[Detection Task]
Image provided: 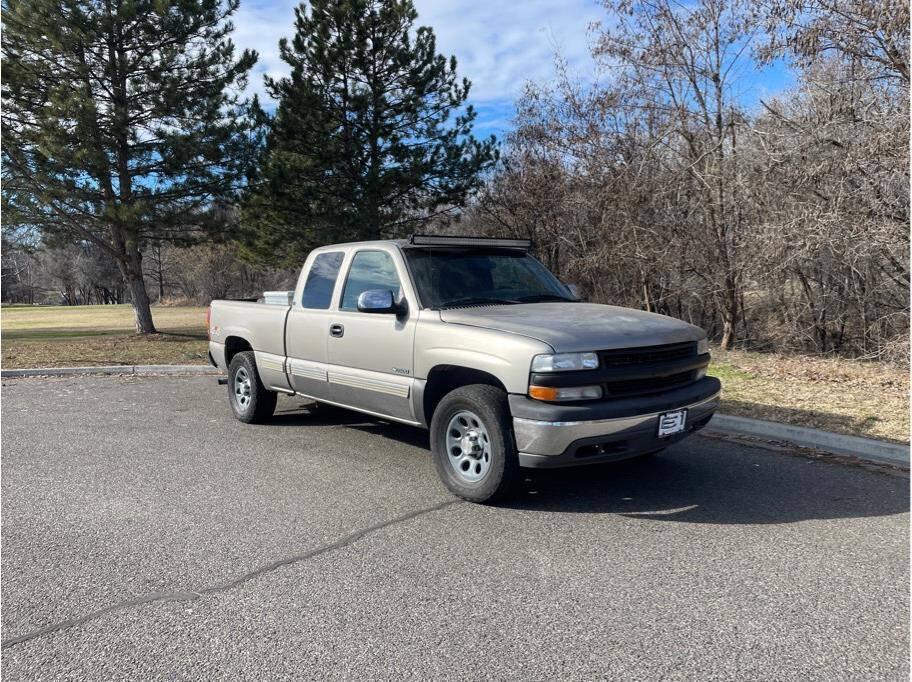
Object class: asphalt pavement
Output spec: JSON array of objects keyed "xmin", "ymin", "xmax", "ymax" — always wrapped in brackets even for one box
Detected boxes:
[{"xmin": 1, "ymin": 375, "xmax": 908, "ymax": 680}]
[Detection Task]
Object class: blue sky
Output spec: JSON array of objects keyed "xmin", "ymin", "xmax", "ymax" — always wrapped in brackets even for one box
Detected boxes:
[{"xmin": 232, "ymin": 0, "xmax": 794, "ymax": 142}]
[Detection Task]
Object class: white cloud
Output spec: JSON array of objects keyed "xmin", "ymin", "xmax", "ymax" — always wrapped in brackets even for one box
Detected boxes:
[
  {"xmin": 416, "ymin": 0, "xmax": 602, "ymax": 102},
  {"xmin": 232, "ymin": 0, "xmax": 299, "ymax": 101},
  {"xmin": 232, "ymin": 0, "xmax": 602, "ymax": 109}
]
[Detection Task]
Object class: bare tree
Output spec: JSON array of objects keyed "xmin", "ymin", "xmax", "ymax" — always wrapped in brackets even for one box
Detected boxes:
[
  {"xmin": 761, "ymin": 0, "xmax": 910, "ymax": 83},
  {"xmin": 468, "ymin": 0, "xmax": 908, "ymax": 362}
]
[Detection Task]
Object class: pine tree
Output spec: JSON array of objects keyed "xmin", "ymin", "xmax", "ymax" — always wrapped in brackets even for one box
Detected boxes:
[
  {"xmin": 243, "ymin": 0, "xmax": 498, "ymax": 265},
  {"xmin": 2, "ymin": 0, "xmax": 257, "ymax": 332}
]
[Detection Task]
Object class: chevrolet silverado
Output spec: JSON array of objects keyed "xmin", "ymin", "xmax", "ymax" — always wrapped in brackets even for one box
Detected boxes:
[{"xmin": 208, "ymin": 235, "xmax": 721, "ymax": 502}]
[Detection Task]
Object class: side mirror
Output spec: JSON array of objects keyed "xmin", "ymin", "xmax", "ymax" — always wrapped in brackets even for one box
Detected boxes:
[
  {"xmin": 565, "ymin": 283, "xmax": 583, "ymax": 301},
  {"xmin": 357, "ymin": 289, "xmax": 405, "ymax": 314}
]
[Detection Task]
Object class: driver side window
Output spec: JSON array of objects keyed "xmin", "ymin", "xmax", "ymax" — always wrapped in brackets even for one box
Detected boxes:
[{"xmin": 340, "ymin": 250, "xmax": 402, "ymax": 311}]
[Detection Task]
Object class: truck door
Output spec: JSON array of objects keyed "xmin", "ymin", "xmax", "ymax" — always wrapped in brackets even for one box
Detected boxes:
[
  {"xmin": 325, "ymin": 247, "xmax": 418, "ymax": 422},
  {"xmin": 285, "ymin": 250, "xmax": 345, "ymax": 399}
]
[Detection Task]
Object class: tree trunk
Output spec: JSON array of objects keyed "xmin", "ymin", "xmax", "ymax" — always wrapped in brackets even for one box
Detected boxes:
[
  {"xmin": 120, "ymin": 247, "xmax": 156, "ymax": 334},
  {"xmin": 127, "ymin": 274, "xmax": 156, "ymax": 333},
  {"xmin": 719, "ymin": 276, "xmax": 738, "ymax": 350},
  {"xmin": 720, "ymin": 316, "xmax": 734, "ymax": 350}
]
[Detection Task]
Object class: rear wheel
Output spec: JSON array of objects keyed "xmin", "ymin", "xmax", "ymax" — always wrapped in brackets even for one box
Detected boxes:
[
  {"xmin": 430, "ymin": 384, "xmax": 519, "ymax": 503},
  {"xmin": 228, "ymin": 351, "xmax": 277, "ymax": 424}
]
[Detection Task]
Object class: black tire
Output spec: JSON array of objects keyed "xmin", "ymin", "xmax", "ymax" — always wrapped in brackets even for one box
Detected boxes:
[
  {"xmin": 227, "ymin": 351, "xmax": 277, "ymax": 424},
  {"xmin": 430, "ymin": 384, "xmax": 519, "ymax": 503}
]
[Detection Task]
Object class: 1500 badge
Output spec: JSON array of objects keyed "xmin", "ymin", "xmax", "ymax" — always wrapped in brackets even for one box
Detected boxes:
[{"xmin": 393, "ymin": 367, "xmax": 410, "ymax": 375}]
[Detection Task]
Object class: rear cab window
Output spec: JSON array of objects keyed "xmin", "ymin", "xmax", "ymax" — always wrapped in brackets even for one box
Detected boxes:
[{"xmin": 301, "ymin": 251, "xmax": 344, "ymax": 309}]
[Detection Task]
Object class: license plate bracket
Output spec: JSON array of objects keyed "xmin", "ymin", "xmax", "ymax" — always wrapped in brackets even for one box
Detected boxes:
[{"xmin": 657, "ymin": 409, "xmax": 687, "ymax": 437}]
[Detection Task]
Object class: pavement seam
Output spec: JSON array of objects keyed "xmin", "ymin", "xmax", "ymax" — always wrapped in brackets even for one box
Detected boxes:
[{"xmin": 0, "ymin": 498, "xmax": 461, "ymax": 651}]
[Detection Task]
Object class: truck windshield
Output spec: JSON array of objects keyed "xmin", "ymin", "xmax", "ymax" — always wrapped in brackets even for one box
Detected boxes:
[{"xmin": 403, "ymin": 248, "xmax": 576, "ymax": 309}]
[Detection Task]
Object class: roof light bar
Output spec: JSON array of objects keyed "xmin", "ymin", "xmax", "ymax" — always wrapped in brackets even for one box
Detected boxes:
[{"xmin": 408, "ymin": 234, "xmax": 532, "ymax": 250}]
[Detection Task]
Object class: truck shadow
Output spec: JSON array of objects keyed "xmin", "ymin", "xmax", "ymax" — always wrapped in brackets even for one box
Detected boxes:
[
  {"xmin": 271, "ymin": 402, "xmax": 431, "ymax": 449},
  {"xmin": 269, "ymin": 402, "xmax": 908, "ymax": 525},
  {"xmin": 503, "ymin": 440, "xmax": 909, "ymax": 524}
]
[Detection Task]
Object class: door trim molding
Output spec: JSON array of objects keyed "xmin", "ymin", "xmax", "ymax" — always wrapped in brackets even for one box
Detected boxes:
[
  {"xmin": 287, "ymin": 358, "xmax": 328, "ymax": 382},
  {"xmin": 326, "ymin": 368, "xmax": 411, "ymax": 398},
  {"xmin": 293, "ymin": 391, "xmax": 423, "ymax": 427}
]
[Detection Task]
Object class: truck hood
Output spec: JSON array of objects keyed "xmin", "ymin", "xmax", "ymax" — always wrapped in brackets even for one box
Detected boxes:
[{"xmin": 439, "ymin": 303, "xmax": 705, "ymax": 352}]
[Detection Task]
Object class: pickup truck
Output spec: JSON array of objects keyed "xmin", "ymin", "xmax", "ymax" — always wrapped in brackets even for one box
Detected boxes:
[{"xmin": 208, "ymin": 235, "xmax": 721, "ymax": 503}]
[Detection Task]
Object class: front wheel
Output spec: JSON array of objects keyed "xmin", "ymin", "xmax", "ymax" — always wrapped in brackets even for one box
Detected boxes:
[
  {"xmin": 227, "ymin": 351, "xmax": 277, "ymax": 424},
  {"xmin": 430, "ymin": 384, "xmax": 519, "ymax": 503}
]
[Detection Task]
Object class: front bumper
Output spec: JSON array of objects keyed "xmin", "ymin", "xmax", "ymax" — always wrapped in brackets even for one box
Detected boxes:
[{"xmin": 511, "ymin": 377, "xmax": 721, "ymax": 468}]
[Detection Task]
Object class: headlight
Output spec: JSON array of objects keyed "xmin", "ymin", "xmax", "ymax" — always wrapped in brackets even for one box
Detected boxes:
[
  {"xmin": 697, "ymin": 337, "xmax": 709, "ymax": 355},
  {"xmin": 529, "ymin": 385, "xmax": 603, "ymax": 401},
  {"xmin": 531, "ymin": 352, "xmax": 599, "ymax": 372}
]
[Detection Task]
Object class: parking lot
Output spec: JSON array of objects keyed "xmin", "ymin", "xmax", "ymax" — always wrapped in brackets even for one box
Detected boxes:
[{"xmin": 1, "ymin": 375, "xmax": 908, "ymax": 679}]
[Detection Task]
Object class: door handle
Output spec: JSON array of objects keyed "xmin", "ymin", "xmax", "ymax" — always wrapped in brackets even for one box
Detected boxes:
[{"xmin": 329, "ymin": 323, "xmax": 344, "ymax": 338}]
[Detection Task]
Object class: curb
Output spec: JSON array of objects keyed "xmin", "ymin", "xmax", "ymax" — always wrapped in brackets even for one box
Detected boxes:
[
  {"xmin": 707, "ymin": 413, "xmax": 909, "ymax": 468},
  {"xmin": 0, "ymin": 365, "xmax": 220, "ymax": 378},
  {"xmin": 2, "ymin": 365, "xmax": 908, "ymax": 468}
]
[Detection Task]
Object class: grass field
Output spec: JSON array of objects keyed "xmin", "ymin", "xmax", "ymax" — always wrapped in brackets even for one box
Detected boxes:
[
  {"xmin": 1, "ymin": 304, "xmax": 208, "ymax": 367},
  {"xmin": 2, "ymin": 304, "xmax": 908, "ymax": 442}
]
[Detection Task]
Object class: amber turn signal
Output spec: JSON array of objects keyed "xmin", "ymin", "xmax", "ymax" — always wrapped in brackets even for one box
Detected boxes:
[
  {"xmin": 528, "ymin": 384, "xmax": 603, "ymax": 401},
  {"xmin": 528, "ymin": 385, "xmax": 560, "ymax": 401}
]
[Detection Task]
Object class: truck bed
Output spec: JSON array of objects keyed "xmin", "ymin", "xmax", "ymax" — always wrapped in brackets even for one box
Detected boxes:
[{"xmin": 208, "ymin": 299, "xmax": 291, "ymax": 361}]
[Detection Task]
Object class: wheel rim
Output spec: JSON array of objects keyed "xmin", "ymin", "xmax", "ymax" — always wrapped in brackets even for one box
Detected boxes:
[
  {"xmin": 445, "ymin": 410, "xmax": 492, "ymax": 483},
  {"xmin": 234, "ymin": 366, "xmax": 251, "ymax": 411}
]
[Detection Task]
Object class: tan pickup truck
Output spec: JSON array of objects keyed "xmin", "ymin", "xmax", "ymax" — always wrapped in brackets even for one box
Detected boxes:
[{"xmin": 208, "ymin": 235, "xmax": 720, "ymax": 502}]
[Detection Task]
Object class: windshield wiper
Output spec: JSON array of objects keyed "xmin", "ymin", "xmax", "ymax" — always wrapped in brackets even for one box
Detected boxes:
[
  {"xmin": 516, "ymin": 293, "xmax": 579, "ymax": 303},
  {"xmin": 438, "ymin": 297, "xmax": 521, "ymax": 309}
]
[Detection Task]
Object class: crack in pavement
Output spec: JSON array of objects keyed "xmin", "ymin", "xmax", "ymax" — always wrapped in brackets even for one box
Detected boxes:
[{"xmin": 1, "ymin": 498, "xmax": 461, "ymax": 651}]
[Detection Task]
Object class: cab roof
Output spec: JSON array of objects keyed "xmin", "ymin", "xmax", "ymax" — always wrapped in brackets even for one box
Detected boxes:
[{"xmin": 310, "ymin": 235, "xmax": 532, "ymax": 252}]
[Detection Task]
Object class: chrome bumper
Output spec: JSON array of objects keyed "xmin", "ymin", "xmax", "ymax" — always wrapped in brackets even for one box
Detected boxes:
[{"xmin": 513, "ymin": 392, "xmax": 720, "ymax": 467}]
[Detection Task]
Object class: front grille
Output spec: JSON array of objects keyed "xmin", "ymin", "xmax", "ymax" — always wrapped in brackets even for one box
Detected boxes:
[
  {"xmin": 599, "ymin": 341, "xmax": 697, "ymax": 367},
  {"xmin": 603, "ymin": 370, "xmax": 695, "ymax": 397}
]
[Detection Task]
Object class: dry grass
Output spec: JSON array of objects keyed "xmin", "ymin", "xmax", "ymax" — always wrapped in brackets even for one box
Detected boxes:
[
  {"xmin": 1, "ymin": 304, "xmax": 208, "ymax": 368},
  {"xmin": 2, "ymin": 305, "xmax": 908, "ymax": 442},
  {"xmin": 1, "ymin": 334, "xmax": 209, "ymax": 367},
  {"xmin": 1, "ymin": 303, "xmax": 206, "ymax": 337},
  {"xmin": 709, "ymin": 347, "xmax": 909, "ymax": 444}
]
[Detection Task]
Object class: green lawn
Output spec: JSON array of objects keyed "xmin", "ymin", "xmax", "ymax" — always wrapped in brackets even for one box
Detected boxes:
[{"xmin": 1, "ymin": 304, "xmax": 907, "ymax": 442}]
